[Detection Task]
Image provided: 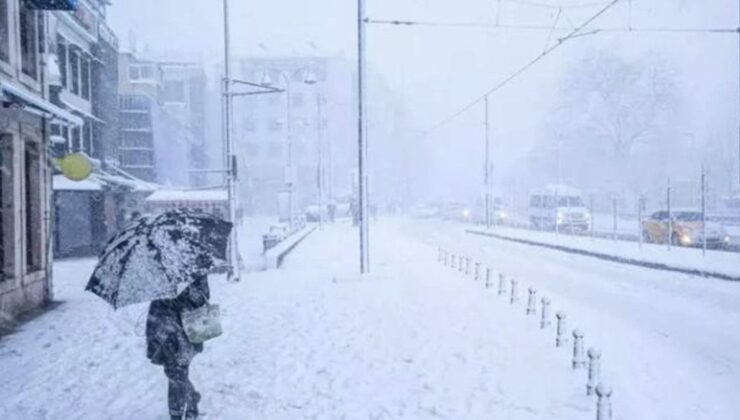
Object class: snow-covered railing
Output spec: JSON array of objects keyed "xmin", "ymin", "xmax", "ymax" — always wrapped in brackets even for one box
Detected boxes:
[
  {"xmin": 437, "ymin": 247, "xmax": 615, "ymax": 420},
  {"xmin": 263, "ymin": 224, "xmax": 317, "ymax": 269}
]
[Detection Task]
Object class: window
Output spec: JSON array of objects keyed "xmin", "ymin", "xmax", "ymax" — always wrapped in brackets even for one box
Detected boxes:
[
  {"xmin": 130, "ymin": 65, "xmax": 154, "ymax": 81},
  {"xmin": 121, "ymin": 132, "xmax": 151, "ymax": 148},
  {"xmin": 19, "ymin": 4, "xmax": 38, "ymax": 79},
  {"xmin": 57, "ymin": 36, "xmax": 67, "ymax": 88},
  {"xmin": 0, "ymin": 135, "xmax": 14, "ymax": 281},
  {"xmin": 0, "ymin": 0, "xmax": 9, "ymax": 63},
  {"xmin": 163, "ymin": 81, "xmax": 185, "ymax": 102},
  {"xmin": 70, "ymin": 48, "xmax": 80, "ymax": 94},
  {"xmin": 83, "ymin": 122, "xmax": 93, "ymax": 155},
  {"xmin": 24, "ymin": 140, "xmax": 42, "ymax": 272},
  {"xmin": 81, "ymin": 56, "xmax": 90, "ymax": 100},
  {"xmin": 71, "ymin": 126, "xmax": 81, "ymax": 152}
]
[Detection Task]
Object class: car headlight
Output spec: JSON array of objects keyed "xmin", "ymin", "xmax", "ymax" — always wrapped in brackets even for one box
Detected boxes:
[
  {"xmin": 462, "ymin": 209, "xmax": 470, "ymax": 218},
  {"xmin": 679, "ymin": 234, "xmax": 693, "ymax": 245},
  {"xmin": 499, "ymin": 211, "xmax": 507, "ymax": 219},
  {"xmin": 724, "ymin": 235, "xmax": 731, "ymax": 244}
]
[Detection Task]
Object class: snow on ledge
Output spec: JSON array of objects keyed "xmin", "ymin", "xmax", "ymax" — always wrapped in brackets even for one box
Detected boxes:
[
  {"xmin": 145, "ymin": 189, "xmax": 228, "ymax": 202},
  {"xmin": 53, "ymin": 175, "xmax": 102, "ymax": 192}
]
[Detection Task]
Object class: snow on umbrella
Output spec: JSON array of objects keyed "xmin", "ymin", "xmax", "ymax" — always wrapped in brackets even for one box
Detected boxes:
[{"xmin": 85, "ymin": 209, "xmax": 233, "ymax": 309}]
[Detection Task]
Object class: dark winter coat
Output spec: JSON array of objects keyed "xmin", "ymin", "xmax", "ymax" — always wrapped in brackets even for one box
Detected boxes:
[{"xmin": 146, "ymin": 274, "xmax": 210, "ymax": 366}]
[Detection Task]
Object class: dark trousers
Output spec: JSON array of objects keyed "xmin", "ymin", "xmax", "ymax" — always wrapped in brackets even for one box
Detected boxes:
[{"xmin": 163, "ymin": 361, "xmax": 197, "ymax": 417}]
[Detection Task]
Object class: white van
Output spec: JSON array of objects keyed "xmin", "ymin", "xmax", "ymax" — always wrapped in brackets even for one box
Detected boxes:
[{"xmin": 528, "ymin": 185, "xmax": 591, "ymax": 231}]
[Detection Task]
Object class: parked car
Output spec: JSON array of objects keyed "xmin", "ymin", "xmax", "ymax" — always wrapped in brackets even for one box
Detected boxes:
[
  {"xmin": 642, "ymin": 210, "xmax": 731, "ymax": 248},
  {"xmin": 528, "ymin": 185, "xmax": 591, "ymax": 231}
]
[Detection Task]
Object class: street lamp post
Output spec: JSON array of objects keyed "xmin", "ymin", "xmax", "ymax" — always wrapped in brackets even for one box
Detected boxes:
[
  {"xmin": 262, "ymin": 67, "xmax": 316, "ymax": 228},
  {"xmin": 357, "ymin": 0, "xmax": 370, "ymax": 273},
  {"xmin": 222, "ymin": 0, "xmax": 240, "ymax": 281}
]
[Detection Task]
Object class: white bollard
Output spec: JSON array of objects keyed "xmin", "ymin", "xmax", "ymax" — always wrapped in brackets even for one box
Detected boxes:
[
  {"xmin": 510, "ymin": 279, "xmax": 519, "ymax": 304},
  {"xmin": 572, "ymin": 329, "xmax": 587, "ymax": 369},
  {"xmin": 526, "ymin": 288, "xmax": 537, "ymax": 315},
  {"xmin": 438, "ymin": 247, "xmax": 443, "ymax": 262},
  {"xmin": 587, "ymin": 347, "xmax": 602, "ymax": 396},
  {"xmin": 498, "ymin": 273, "xmax": 507, "ymax": 295},
  {"xmin": 459, "ymin": 256, "xmax": 465, "ymax": 273},
  {"xmin": 474, "ymin": 262, "xmax": 481, "ymax": 281},
  {"xmin": 595, "ymin": 382, "xmax": 613, "ymax": 420},
  {"xmin": 556, "ymin": 312, "xmax": 568, "ymax": 347},
  {"xmin": 485, "ymin": 268, "xmax": 493, "ymax": 288},
  {"xmin": 464, "ymin": 257, "xmax": 471, "ymax": 276},
  {"xmin": 443, "ymin": 251, "xmax": 449, "ymax": 266},
  {"xmin": 540, "ymin": 297, "xmax": 551, "ymax": 329},
  {"xmin": 451, "ymin": 254, "xmax": 457, "ymax": 269}
]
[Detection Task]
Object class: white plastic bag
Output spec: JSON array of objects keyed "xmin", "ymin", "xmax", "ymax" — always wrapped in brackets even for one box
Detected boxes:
[{"xmin": 182, "ymin": 304, "xmax": 223, "ymax": 344}]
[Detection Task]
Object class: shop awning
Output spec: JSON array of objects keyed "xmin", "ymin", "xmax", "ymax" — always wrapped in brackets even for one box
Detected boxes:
[
  {"xmin": 26, "ymin": 0, "xmax": 78, "ymax": 11},
  {"xmin": 0, "ymin": 80, "xmax": 82, "ymax": 126},
  {"xmin": 53, "ymin": 175, "xmax": 102, "ymax": 192}
]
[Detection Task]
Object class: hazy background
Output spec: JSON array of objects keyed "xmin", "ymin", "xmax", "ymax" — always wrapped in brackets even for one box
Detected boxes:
[{"xmin": 108, "ymin": 0, "xmax": 740, "ymax": 208}]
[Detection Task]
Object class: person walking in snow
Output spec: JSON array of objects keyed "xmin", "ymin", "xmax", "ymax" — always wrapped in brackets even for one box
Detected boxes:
[{"xmin": 146, "ymin": 273, "xmax": 210, "ymax": 420}]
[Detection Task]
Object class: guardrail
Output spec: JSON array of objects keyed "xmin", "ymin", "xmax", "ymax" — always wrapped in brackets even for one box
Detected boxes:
[{"xmin": 263, "ymin": 224, "xmax": 317, "ymax": 269}]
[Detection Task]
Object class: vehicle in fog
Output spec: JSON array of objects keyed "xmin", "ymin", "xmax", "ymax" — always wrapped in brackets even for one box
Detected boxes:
[
  {"xmin": 440, "ymin": 202, "xmax": 472, "ymax": 222},
  {"xmin": 528, "ymin": 185, "xmax": 591, "ymax": 232},
  {"xmin": 642, "ymin": 209, "xmax": 731, "ymax": 248}
]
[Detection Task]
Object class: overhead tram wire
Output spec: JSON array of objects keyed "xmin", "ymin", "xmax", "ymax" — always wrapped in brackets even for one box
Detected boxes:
[
  {"xmin": 366, "ymin": 18, "xmax": 739, "ymax": 35},
  {"xmin": 421, "ymin": 0, "xmax": 622, "ymax": 134}
]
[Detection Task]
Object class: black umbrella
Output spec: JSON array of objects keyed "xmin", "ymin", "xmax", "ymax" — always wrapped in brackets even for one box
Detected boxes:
[{"xmin": 85, "ymin": 209, "xmax": 233, "ymax": 309}]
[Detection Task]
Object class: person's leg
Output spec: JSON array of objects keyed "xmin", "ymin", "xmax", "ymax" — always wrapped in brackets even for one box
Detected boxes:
[
  {"xmin": 164, "ymin": 362, "xmax": 189, "ymax": 418},
  {"xmin": 184, "ymin": 362, "xmax": 200, "ymax": 418}
]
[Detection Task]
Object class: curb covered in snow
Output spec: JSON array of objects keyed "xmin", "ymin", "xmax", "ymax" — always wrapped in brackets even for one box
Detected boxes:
[
  {"xmin": 264, "ymin": 225, "xmax": 318, "ymax": 269},
  {"xmin": 466, "ymin": 229, "xmax": 740, "ymax": 282}
]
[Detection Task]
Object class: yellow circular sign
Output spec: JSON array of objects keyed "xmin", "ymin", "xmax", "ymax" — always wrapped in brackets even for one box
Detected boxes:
[{"xmin": 59, "ymin": 153, "xmax": 93, "ymax": 181}]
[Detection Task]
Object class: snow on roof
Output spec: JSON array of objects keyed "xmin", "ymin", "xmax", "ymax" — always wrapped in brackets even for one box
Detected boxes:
[
  {"xmin": 53, "ymin": 175, "xmax": 102, "ymax": 192},
  {"xmin": 146, "ymin": 189, "xmax": 228, "ymax": 203}
]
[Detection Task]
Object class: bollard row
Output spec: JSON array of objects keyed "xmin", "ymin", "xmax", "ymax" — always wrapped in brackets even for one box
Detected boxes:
[{"xmin": 436, "ymin": 248, "xmax": 613, "ymax": 420}]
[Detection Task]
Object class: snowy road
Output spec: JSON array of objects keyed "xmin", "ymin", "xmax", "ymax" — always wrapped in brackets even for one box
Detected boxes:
[
  {"xmin": 1, "ymin": 221, "xmax": 600, "ymax": 420},
  {"xmin": 402, "ymin": 218, "xmax": 740, "ymax": 420}
]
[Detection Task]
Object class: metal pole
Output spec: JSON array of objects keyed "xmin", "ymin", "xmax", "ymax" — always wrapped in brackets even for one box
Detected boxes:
[
  {"xmin": 590, "ymin": 193, "xmax": 595, "ymax": 240},
  {"xmin": 667, "ymin": 177, "xmax": 672, "ymax": 251},
  {"xmin": 638, "ymin": 195, "xmax": 643, "ymax": 249},
  {"xmin": 612, "ymin": 196, "xmax": 617, "ymax": 242},
  {"xmin": 223, "ymin": 0, "xmax": 239, "ymax": 281},
  {"xmin": 317, "ymin": 94, "xmax": 324, "ymax": 229},
  {"xmin": 702, "ymin": 164, "xmax": 707, "ymax": 256},
  {"xmin": 358, "ymin": 0, "xmax": 370, "ymax": 273},
  {"xmin": 284, "ymin": 74, "xmax": 294, "ymax": 229},
  {"xmin": 484, "ymin": 95, "xmax": 491, "ymax": 229}
]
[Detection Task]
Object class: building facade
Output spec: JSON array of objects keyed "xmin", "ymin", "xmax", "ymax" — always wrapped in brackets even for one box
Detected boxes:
[
  {"xmin": 48, "ymin": 0, "xmax": 126, "ymax": 258},
  {"xmin": 118, "ymin": 53, "xmax": 205, "ymax": 188},
  {"xmin": 235, "ymin": 56, "xmax": 356, "ymax": 216},
  {"xmin": 0, "ymin": 0, "xmax": 83, "ymax": 322}
]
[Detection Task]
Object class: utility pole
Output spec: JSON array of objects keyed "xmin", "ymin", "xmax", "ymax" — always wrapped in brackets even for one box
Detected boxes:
[
  {"xmin": 702, "ymin": 164, "xmax": 707, "ymax": 256},
  {"xmin": 484, "ymin": 95, "xmax": 491, "ymax": 229},
  {"xmin": 357, "ymin": 0, "xmax": 370, "ymax": 273},
  {"xmin": 222, "ymin": 0, "xmax": 239, "ymax": 281},
  {"xmin": 667, "ymin": 177, "xmax": 672, "ymax": 251},
  {"xmin": 317, "ymin": 94, "xmax": 324, "ymax": 229}
]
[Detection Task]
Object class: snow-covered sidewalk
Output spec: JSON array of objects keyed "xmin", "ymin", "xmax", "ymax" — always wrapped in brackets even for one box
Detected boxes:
[
  {"xmin": 0, "ymin": 222, "xmax": 598, "ymax": 419},
  {"xmin": 470, "ymin": 225, "xmax": 740, "ymax": 280}
]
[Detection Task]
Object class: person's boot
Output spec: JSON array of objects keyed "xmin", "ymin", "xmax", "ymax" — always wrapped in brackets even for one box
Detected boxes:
[{"xmin": 185, "ymin": 392, "xmax": 201, "ymax": 419}]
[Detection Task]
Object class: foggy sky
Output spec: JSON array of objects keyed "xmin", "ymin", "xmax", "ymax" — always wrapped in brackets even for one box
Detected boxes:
[{"xmin": 109, "ymin": 0, "xmax": 740, "ymax": 199}]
